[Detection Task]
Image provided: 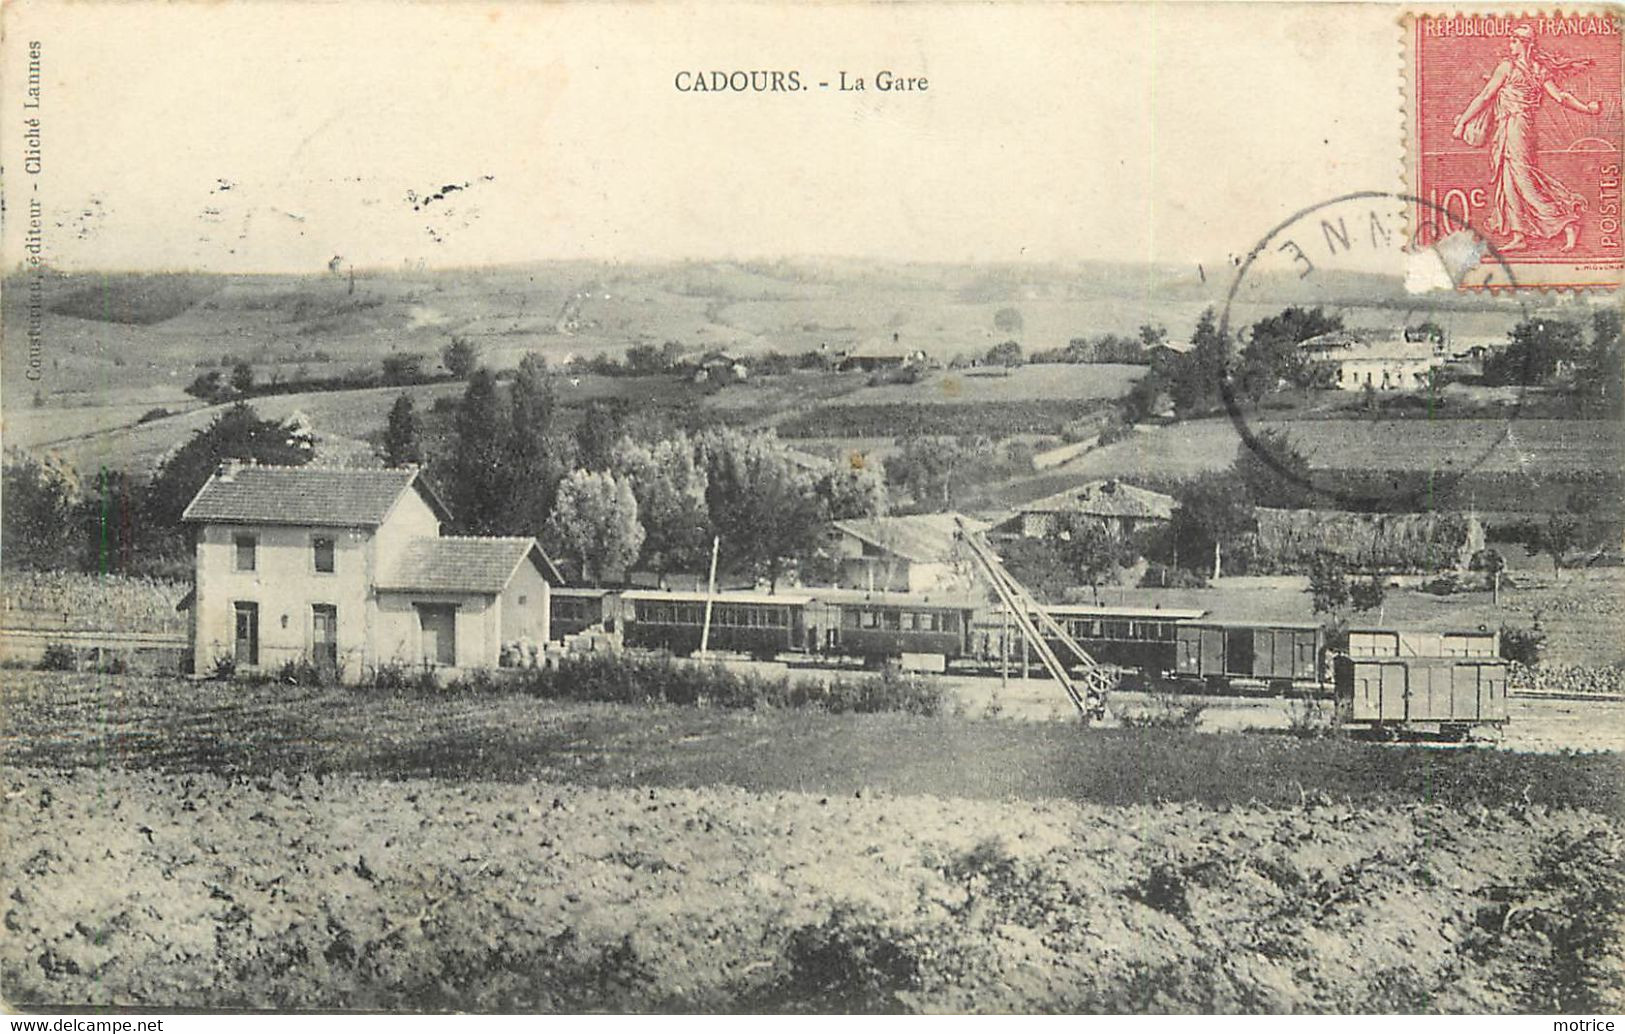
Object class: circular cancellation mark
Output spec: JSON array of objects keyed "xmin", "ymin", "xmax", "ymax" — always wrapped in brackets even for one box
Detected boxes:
[{"xmin": 1217, "ymin": 190, "xmax": 1531, "ymax": 513}]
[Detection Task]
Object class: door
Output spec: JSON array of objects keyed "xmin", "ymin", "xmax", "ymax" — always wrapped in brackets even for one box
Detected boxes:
[
  {"xmin": 233, "ymin": 602, "xmax": 259, "ymax": 666},
  {"xmin": 312, "ymin": 605, "xmax": 338, "ymax": 668},
  {"xmin": 1200, "ymin": 628, "xmax": 1225, "ymax": 676},
  {"xmin": 417, "ymin": 604, "xmax": 457, "ymax": 666}
]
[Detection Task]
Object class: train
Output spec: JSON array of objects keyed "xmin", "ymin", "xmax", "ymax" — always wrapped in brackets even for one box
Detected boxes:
[{"xmin": 549, "ymin": 585, "xmax": 1507, "ymax": 715}]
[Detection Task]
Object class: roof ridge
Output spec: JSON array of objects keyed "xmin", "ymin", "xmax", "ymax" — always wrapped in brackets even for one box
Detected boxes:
[
  {"xmin": 222, "ymin": 463, "xmax": 413, "ymax": 475},
  {"xmin": 431, "ymin": 534, "xmax": 537, "ymax": 543}
]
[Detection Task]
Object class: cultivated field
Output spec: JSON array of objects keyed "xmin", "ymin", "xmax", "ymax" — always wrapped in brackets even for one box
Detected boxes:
[{"xmin": 3, "ymin": 672, "xmax": 1622, "ymax": 1011}]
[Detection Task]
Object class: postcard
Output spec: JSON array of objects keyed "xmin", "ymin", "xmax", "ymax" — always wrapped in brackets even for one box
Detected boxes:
[{"xmin": 1, "ymin": 0, "xmax": 1621, "ymax": 1018}]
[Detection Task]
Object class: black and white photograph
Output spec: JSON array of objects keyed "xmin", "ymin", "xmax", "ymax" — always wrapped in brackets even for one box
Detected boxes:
[{"xmin": 1, "ymin": 0, "xmax": 1621, "ymax": 1018}]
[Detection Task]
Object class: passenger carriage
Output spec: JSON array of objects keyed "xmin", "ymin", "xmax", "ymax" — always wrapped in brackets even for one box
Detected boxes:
[
  {"xmin": 549, "ymin": 587, "xmax": 617, "ymax": 639},
  {"xmin": 806, "ymin": 588, "xmax": 979, "ymax": 670},
  {"xmin": 619, "ymin": 590, "xmax": 813, "ymax": 659}
]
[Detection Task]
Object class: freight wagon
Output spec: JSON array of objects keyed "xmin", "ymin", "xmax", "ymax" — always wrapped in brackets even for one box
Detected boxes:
[
  {"xmin": 1335, "ymin": 654, "xmax": 1509, "ymax": 737},
  {"xmin": 1174, "ymin": 620, "xmax": 1324, "ymax": 691},
  {"xmin": 1347, "ymin": 627, "xmax": 1499, "ymax": 659}
]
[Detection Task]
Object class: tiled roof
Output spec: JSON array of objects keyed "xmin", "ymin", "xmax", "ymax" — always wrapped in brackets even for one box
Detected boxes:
[
  {"xmin": 181, "ymin": 464, "xmax": 450, "ymax": 527},
  {"xmin": 1019, "ymin": 480, "xmax": 1175, "ymax": 520},
  {"xmin": 833, "ymin": 512, "xmax": 988, "ymax": 564},
  {"xmin": 377, "ymin": 536, "xmax": 560, "ymax": 594}
]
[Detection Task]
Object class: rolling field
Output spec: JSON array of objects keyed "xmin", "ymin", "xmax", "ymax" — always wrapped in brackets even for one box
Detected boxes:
[{"xmin": 3, "ymin": 671, "xmax": 1622, "ymax": 1011}]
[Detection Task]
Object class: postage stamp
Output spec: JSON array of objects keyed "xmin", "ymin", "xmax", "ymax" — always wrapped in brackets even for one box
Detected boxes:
[{"xmin": 1406, "ymin": 11, "xmax": 1624, "ymax": 289}]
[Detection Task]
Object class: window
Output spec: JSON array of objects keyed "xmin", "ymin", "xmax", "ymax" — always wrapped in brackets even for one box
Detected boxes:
[
  {"xmin": 312, "ymin": 536, "xmax": 335, "ymax": 574},
  {"xmin": 234, "ymin": 534, "xmax": 257, "ymax": 572}
]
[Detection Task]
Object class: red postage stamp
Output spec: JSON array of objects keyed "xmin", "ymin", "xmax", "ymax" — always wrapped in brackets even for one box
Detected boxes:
[{"xmin": 1407, "ymin": 11, "xmax": 1623, "ymax": 289}]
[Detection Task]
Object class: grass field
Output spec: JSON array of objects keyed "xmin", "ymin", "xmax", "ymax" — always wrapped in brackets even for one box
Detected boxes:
[{"xmin": 5, "ymin": 673, "xmax": 1620, "ymax": 811}]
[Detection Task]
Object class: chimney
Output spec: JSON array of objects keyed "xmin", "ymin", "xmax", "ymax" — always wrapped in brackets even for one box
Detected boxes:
[{"xmin": 216, "ymin": 459, "xmax": 243, "ymax": 482}]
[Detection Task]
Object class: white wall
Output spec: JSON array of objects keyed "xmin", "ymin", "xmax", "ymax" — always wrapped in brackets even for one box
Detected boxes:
[
  {"xmin": 500, "ymin": 559, "xmax": 551, "ymax": 645},
  {"xmin": 193, "ymin": 523, "xmax": 373, "ymax": 675},
  {"xmin": 375, "ymin": 590, "xmax": 498, "ymax": 670}
]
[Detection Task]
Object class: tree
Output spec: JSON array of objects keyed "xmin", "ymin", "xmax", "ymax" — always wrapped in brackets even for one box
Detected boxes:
[
  {"xmin": 695, "ymin": 429, "xmax": 826, "ymax": 590},
  {"xmin": 545, "ymin": 470, "xmax": 645, "ymax": 586},
  {"xmin": 1527, "ymin": 510, "xmax": 1580, "ymax": 579},
  {"xmin": 443, "ymin": 335, "xmax": 480, "ymax": 379},
  {"xmin": 1484, "ymin": 317, "xmax": 1585, "ymax": 386},
  {"xmin": 1168, "ymin": 308, "xmax": 1228, "ymax": 417},
  {"xmin": 815, "ymin": 459, "xmax": 889, "ymax": 521},
  {"xmin": 507, "ymin": 354, "xmax": 571, "ymax": 537},
  {"xmin": 1165, "ymin": 474, "xmax": 1255, "ymax": 579},
  {"xmin": 230, "ymin": 361, "xmax": 255, "ymax": 394},
  {"xmin": 1576, "ymin": 309, "xmax": 1624, "ymax": 417},
  {"xmin": 887, "ymin": 436, "xmax": 963, "ymax": 510},
  {"xmin": 985, "ymin": 340, "xmax": 1024, "ymax": 367},
  {"xmin": 185, "ymin": 370, "xmax": 225, "ymax": 402},
  {"xmin": 381, "ymin": 352, "xmax": 425, "ymax": 385},
  {"xmin": 446, "ymin": 369, "xmax": 511, "ymax": 534},
  {"xmin": 146, "ymin": 403, "xmax": 313, "ymax": 531},
  {"xmin": 1232, "ymin": 430, "xmax": 1315, "ymax": 510},
  {"xmin": 2, "ymin": 452, "xmax": 81, "ymax": 571},
  {"xmin": 993, "ymin": 307, "xmax": 1024, "ymax": 334},
  {"xmin": 1238, "ymin": 306, "xmax": 1343, "ymax": 402},
  {"xmin": 574, "ymin": 399, "xmax": 627, "ymax": 474},
  {"xmin": 1054, "ymin": 514, "xmax": 1133, "ymax": 602},
  {"xmin": 612, "ymin": 434, "xmax": 711, "ymax": 576},
  {"xmin": 1138, "ymin": 323, "xmax": 1168, "ymax": 350},
  {"xmin": 1307, "ymin": 552, "xmax": 1350, "ymax": 616},
  {"xmin": 1350, "ymin": 573, "xmax": 1387, "ymax": 623},
  {"xmin": 383, "ymin": 394, "xmax": 421, "ymax": 467}
]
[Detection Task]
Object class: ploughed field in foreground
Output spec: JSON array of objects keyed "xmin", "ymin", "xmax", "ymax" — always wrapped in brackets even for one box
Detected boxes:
[{"xmin": 3, "ymin": 673, "xmax": 1622, "ymax": 1012}]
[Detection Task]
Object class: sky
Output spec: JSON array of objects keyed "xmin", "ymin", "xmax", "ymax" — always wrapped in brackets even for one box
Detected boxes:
[{"xmin": 0, "ymin": 2, "xmax": 1407, "ymax": 273}]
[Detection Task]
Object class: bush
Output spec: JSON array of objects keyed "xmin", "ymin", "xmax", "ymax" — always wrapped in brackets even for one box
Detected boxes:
[
  {"xmin": 1284, "ymin": 690, "xmax": 1339, "ymax": 739},
  {"xmin": 763, "ymin": 905, "xmax": 926, "ymax": 1012},
  {"xmin": 210, "ymin": 654, "xmax": 237, "ymax": 680},
  {"xmin": 493, "ymin": 652, "xmax": 945, "ymax": 716},
  {"xmin": 366, "ymin": 660, "xmax": 413, "ymax": 691},
  {"xmin": 137, "ymin": 408, "xmax": 172, "ymax": 424},
  {"xmin": 1121, "ymin": 690, "xmax": 1206, "ymax": 730},
  {"xmin": 1420, "ymin": 573, "xmax": 1460, "ymax": 596},
  {"xmin": 38, "ymin": 643, "xmax": 75, "ymax": 671},
  {"xmin": 276, "ymin": 655, "xmax": 341, "ymax": 687},
  {"xmin": 1500, "ymin": 623, "xmax": 1546, "ymax": 666}
]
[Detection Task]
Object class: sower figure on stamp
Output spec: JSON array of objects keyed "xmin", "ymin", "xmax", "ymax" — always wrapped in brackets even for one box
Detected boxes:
[{"xmin": 1451, "ymin": 24, "xmax": 1603, "ymax": 252}]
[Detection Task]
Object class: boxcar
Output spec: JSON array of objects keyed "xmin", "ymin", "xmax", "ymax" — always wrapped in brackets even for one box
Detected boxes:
[
  {"xmin": 809, "ymin": 589, "xmax": 977, "ymax": 666},
  {"xmin": 1335, "ymin": 655, "xmax": 1508, "ymax": 735},
  {"xmin": 1174, "ymin": 621, "xmax": 1323, "ymax": 689},
  {"xmin": 620, "ymin": 590, "xmax": 812, "ymax": 659},
  {"xmin": 549, "ymin": 587, "xmax": 616, "ymax": 640},
  {"xmin": 1346, "ymin": 627, "xmax": 1499, "ymax": 659}
]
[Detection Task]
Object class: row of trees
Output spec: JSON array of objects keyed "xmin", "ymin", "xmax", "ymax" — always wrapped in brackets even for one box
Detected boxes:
[
  {"xmin": 3, "ymin": 404, "xmax": 318, "ymax": 579},
  {"xmin": 418, "ymin": 360, "xmax": 888, "ymax": 585},
  {"xmin": 1484, "ymin": 309, "xmax": 1623, "ymax": 415}
]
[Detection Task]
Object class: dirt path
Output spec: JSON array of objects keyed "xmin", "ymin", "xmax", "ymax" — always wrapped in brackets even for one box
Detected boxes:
[{"xmin": 942, "ymin": 670, "xmax": 1625, "ymax": 752}]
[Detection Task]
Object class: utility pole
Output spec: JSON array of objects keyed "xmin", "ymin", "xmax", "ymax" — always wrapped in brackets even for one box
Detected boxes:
[{"xmin": 699, "ymin": 536, "xmax": 720, "ymax": 659}]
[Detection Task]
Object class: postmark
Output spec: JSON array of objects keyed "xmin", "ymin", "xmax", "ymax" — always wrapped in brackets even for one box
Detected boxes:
[
  {"xmin": 1220, "ymin": 190, "xmax": 1529, "ymax": 511},
  {"xmin": 1405, "ymin": 11, "xmax": 1624, "ymax": 290}
]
